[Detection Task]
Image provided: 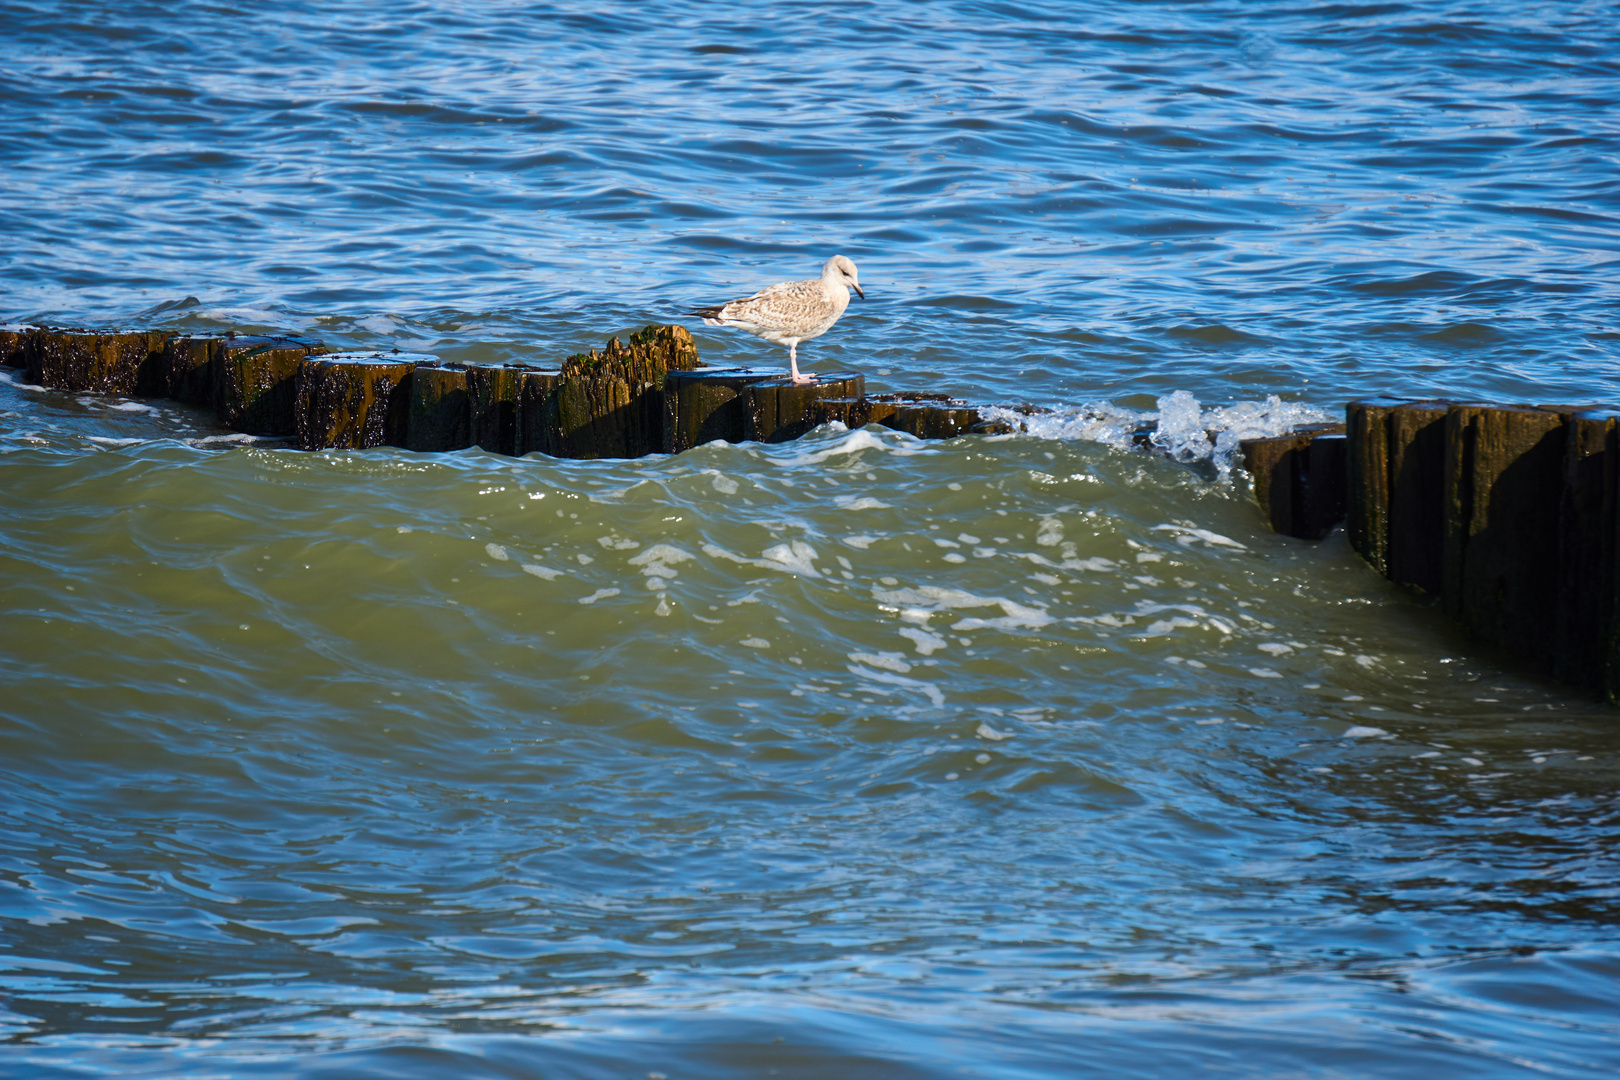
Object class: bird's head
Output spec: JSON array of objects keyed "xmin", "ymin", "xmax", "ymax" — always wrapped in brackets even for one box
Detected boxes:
[{"xmin": 824, "ymin": 254, "xmax": 864, "ymax": 300}]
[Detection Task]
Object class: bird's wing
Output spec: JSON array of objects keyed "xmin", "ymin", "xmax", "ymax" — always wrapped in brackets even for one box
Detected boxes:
[{"xmin": 723, "ymin": 279, "xmax": 834, "ymax": 331}]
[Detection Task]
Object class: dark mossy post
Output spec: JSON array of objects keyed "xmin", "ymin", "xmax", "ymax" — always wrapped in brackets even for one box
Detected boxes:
[
  {"xmin": 162, "ymin": 336, "xmax": 221, "ymax": 406},
  {"xmin": 1, "ymin": 329, "xmax": 26, "ymax": 368},
  {"xmin": 1384, "ymin": 401, "xmax": 1453, "ymax": 594},
  {"xmin": 295, "ymin": 352, "xmax": 427, "ymax": 451},
  {"xmin": 1345, "ymin": 398, "xmax": 1408, "ymax": 574},
  {"xmin": 465, "ymin": 363, "xmax": 533, "ymax": 455},
  {"xmin": 663, "ymin": 368, "xmax": 768, "ymax": 451},
  {"xmin": 215, "ymin": 334, "xmax": 328, "ymax": 435},
  {"xmin": 748, "ymin": 374, "xmax": 864, "ymax": 443},
  {"xmin": 549, "ymin": 324, "xmax": 702, "ymax": 459},
  {"xmin": 405, "ymin": 363, "xmax": 473, "ymax": 452},
  {"xmin": 861, "ymin": 392, "xmax": 991, "ymax": 440},
  {"xmin": 1557, "ymin": 408, "xmax": 1620, "ymax": 695},
  {"xmin": 512, "ymin": 368, "xmax": 563, "ymax": 457},
  {"xmin": 23, "ymin": 328, "xmax": 172, "ymax": 395},
  {"xmin": 1237, "ymin": 423, "xmax": 1348, "ymax": 540},
  {"xmin": 1439, "ymin": 403, "xmax": 1569, "ymax": 674}
]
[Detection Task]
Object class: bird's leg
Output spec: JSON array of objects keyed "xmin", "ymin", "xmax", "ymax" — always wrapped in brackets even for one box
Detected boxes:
[{"xmin": 789, "ymin": 342, "xmax": 814, "ymax": 385}]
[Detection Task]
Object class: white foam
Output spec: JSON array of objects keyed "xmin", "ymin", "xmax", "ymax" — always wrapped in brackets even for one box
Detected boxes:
[
  {"xmin": 485, "ymin": 543, "xmax": 510, "ymax": 562},
  {"xmin": 706, "ymin": 470, "xmax": 740, "ymax": 495},
  {"xmin": 578, "ymin": 588, "xmax": 620, "ymax": 605},
  {"xmin": 849, "ymin": 650, "xmax": 911, "ymax": 673},
  {"xmin": 189, "ymin": 433, "xmax": 261, "ymax": 446},
  {"xmin": 899, "ymin": 626, "xmax": 947, "ymax": 655},
  {"xmin": 87, "ymin": 436, "xmax": 144, "ymax": 447},
  {"xmin": 784, "ymin": 426, "xmax": 929, "ymax": 466},
  {"xmin": 629, "ymin": 544, "xmax": 695, "ymax": 579},
  {"xmin": 1343, "ymin": 725, "xmax": 1388, "ymax": 738},
  {"xmin": 845, "ymin": 663, "xmax": 946, "ymax": 707},
  {"xmin": 521, "ymin": 563, "xmax": 562, "ymax": 580},
  {"xmin": 873, "ymin": 583, "xmax": 1053, "ymax": 631},
  {"xmin": 981, "ymin": 391, "xmax": 1332, "ymax": 477},
  {"xmin": 1153, "ymin": 524, "xmax": 1247, "ymax": 550}
]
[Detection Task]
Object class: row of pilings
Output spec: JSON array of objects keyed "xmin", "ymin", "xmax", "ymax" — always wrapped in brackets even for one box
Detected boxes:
[
  {"xmin": 1240, "ymin": 400, "xmax": 1620, "ymax": 702},
  {"xmin": 0, "ymin": 325, "xmax": 998, "ymax": 456}
]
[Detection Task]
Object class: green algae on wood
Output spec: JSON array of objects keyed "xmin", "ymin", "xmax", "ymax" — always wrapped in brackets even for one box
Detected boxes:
[
  {"xmin": 466, "ymin": 362, "xmax": 533, "ymax": 455},
  {"xmin": 553, "ymin": 325, "xmax": 702, "ymax": 459},
  {"xmin": 405, "ymin": 363, "xmax": 473, "ymax": 453},
  {"xmin": 295, "ymin": 352, "xmax": 426, "ymax": 451},
  {"xmin": 216, "ymin": 334, "xmax": 329, "ymax": 436}
]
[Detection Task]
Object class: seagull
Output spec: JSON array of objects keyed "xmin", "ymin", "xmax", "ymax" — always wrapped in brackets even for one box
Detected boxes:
[{"xmin": 686, "ymin": 255, "xmax": 864, "ymax": 384}]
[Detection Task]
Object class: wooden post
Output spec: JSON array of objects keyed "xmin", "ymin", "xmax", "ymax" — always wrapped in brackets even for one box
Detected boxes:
[
  {"xmin": 1237, "ymin": 423, "xmax": 1347, "ymax": 540},
  {"xmin": 1, "ymin": 329, "xmax": 28, "ymax": 368},
  {"xmin": 554, "ymin": 325, "xmax": 702, "ymax": 458},
  {"xmin": 512, "ymin": 368, "xmax": 564, "ymax": 457},
  {"xmin": 24, "ymin": 328, "xmax": 172, "ymax": 395},
  {"xmin": 1440, "ymin": 403, "xmax": 1568, "ymax": 672},
  {"xmin": 1345, "ymin": 398, "xmax": 1407, "ymax": 575},
  {"xmin": 465, "ymin": 363, "xmax": 530, "ymax": 455},
  {"xmin": 216, "ymin": 334, "xmax": 328, "ymax": 436},
  {"xmin": 862, "ymin": 392, "xmax": 987, "ymax": 439},
  {"xmin": 1384, "ymin": 401, "xmax": 1452, "ymax": 594},
  {"xmin": 405, "ymin": 363, "xmax": 472, "ymax": 452},
  {"xmin": 746, "ymin": 374, "xmax": 865, "ymax": 443},
  {"xmin": 1557, "ymin": 408, "xmax": 1620, "ymax": 695},
  {"xmin": 295, "ymin": 352, "xmax": 424, "ymax": 450},
  {"xmin": 663, "ymin": 368, "xmax": 762, "ymax": 452}
]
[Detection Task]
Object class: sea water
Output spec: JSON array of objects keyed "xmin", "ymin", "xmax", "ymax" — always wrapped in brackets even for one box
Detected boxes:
[{"xmin": 2, "ymin": 2, "xmax": 1618, "ymax": 1076}]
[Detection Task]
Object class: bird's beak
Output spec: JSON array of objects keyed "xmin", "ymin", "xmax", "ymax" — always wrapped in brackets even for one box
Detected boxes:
[{"xmin": 853, "ymin": 283, "xmax": 865, "ymax": 300}]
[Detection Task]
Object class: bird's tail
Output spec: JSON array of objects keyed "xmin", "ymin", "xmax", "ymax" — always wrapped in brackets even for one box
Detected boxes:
[{"xmin": 684, "ymin": 304, "xmax": 725, "ymax": 320}]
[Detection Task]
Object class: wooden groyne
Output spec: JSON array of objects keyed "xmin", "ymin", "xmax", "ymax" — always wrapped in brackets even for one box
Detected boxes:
[
  {"xmin": 0, "ymin": 324, "xmax": 1003, "ymax": 457},
  {"xmin": 1241, "ymin": 400, "xmax": 1620, "ymax": 701}
]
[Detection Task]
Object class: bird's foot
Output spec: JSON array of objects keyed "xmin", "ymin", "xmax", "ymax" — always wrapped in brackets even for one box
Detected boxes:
[{"xmin": 790, "ymin": 373, "xmax": 817, "ymax": 385}]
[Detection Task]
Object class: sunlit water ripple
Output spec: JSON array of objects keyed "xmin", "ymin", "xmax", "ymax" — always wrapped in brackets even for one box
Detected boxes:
[{"xmin": 2, "ymin": 2, "xmax": 1618, "ymax": 1077}]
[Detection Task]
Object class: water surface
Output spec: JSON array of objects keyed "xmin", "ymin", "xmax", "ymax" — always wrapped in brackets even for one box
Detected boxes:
[{"xmin": 3, "ymin": 2, "xmax": 1619, "ymax": 1076}]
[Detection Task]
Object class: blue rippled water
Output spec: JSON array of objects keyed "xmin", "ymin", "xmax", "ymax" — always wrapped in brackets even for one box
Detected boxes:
[{"xmin": 3, "ymin": 2, "xmax": 1619, "ymax": 1077}]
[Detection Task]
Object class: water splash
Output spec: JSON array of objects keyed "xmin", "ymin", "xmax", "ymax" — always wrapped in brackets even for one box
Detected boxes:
[{"xmin": 981, "ymin": 391, "xmax": 1333, "ymax": 477}]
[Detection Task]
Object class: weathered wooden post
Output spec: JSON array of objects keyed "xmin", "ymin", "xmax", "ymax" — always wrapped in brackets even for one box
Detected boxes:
[
  {"xmin": 663, "ymin": 368, "xmax": 766, "ymax": 451},
  {"xmin": 512, "ymin": 368, "xmax": 564, "ymax": 457},
  {"xmin": 405, "ymin": 363, "xmax": 473, "ymax": 452},
  {"xmin": 746, "ymin": 375, "xmax": 865, "ymax": 443},
  {"xmin": 215, "ymin": 334, "xmax": 329, "ymax": 435},
  {"xmin": 23, "ymin": 328, "xmax": 172, "ymax": 395},
  {"xmin": 551, "ymin": 324, "xmax": 702, "ymax": 458},
  {"xmin": 295, "ymin": 352, "xmax": 425, "ymax": 451},
  {"xmin": 1237, "ymin": 423, "xmax": 1347, "ymax": 540},
  {"xmin": 465, "ymin": 363, "xmax": 530, "ymax": 455},
  {"xmin": 1556, "ymin": 408, "xmax": 1620, "ymax": 695},
  {"xmin": 1345, "ymin": 398, "xmax": 1406, "ymax": 574},
  {"xmin": 1383, "ymin": 401, "xmax": 1452, "ymax": 594},
  {"xmin": 1440, "ymin": 403, "xmax": 1568, "ymax": 672},
  {"xmin": 862, "ymin": 392, "xmax": 989, "ymax": 440},
  {"xmin": 0, "ymin": 329, "xmax": 24, "ymax": 368}
]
